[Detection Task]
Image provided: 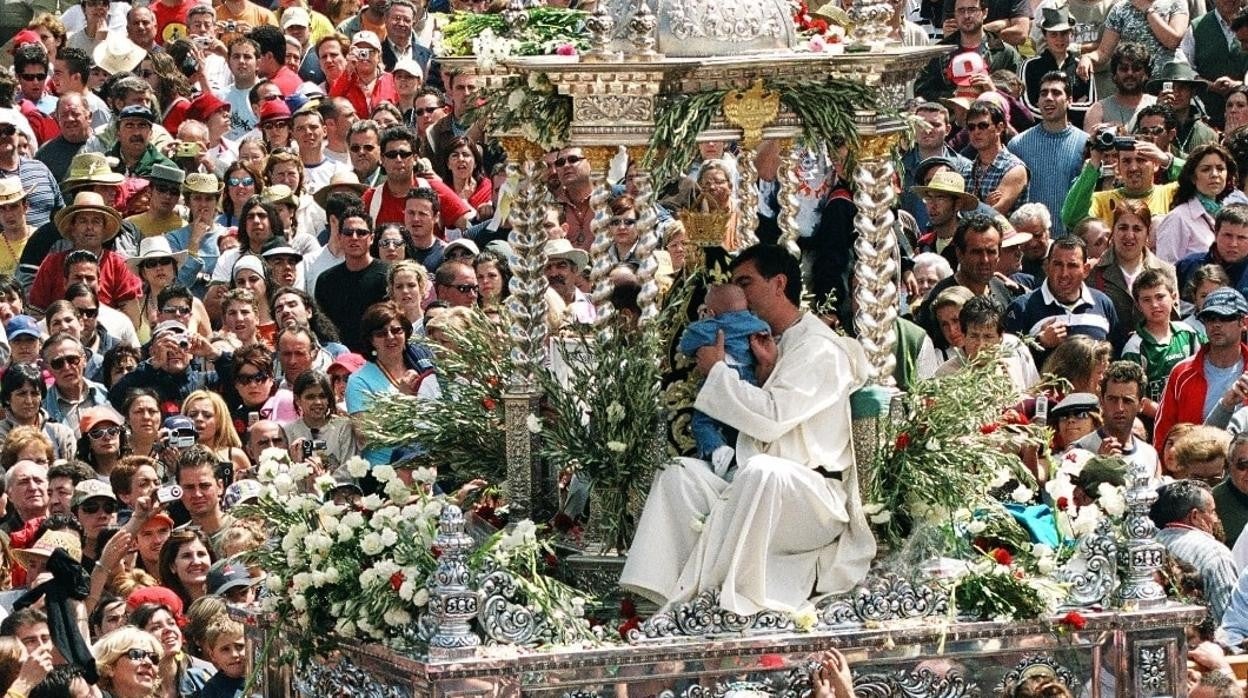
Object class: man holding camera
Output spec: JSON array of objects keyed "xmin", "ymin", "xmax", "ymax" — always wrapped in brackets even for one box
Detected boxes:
[
  {"xmin": 1060, "ymin": 127, "xmax": 1181, "ymax": 230},
  {"xmin": 107, "ymin": 321, "xmax": 219, "ymax": 412}
]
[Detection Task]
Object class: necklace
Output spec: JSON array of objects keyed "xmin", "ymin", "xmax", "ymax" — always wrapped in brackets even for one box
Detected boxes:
[{"xmin": 564, "ymin": 198, "xmax": 592, "ymax": 247}]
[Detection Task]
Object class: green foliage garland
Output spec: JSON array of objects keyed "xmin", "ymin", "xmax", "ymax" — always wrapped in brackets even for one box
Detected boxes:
[
  {"xmin": 439, "ymin": 8, "xmax": 589, "ymax": 57},
  {"xmin": 467, "ymin": 73, "xmax": 572, "ymax": 150}
]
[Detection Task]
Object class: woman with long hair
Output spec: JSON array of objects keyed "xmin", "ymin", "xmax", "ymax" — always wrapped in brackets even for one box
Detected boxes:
[
  {"xmin": 235, "ymin": 138, "xmax": 269, "ymax": 174},
  {"xmin": 138, "ymin": 52, "xmax": 193, "ymax": 134},
  {"xmin": 123, "ymin": 388, "xmax": 163, "ymax": 459},
  {"xmin": 181, "ymin": 391, "xmax": 250, "ymax": 475},
  {"xmin": 76, "ymin": 406, "xmax": 127, "ymax": 477},
  {"xmin": 386, "ymin": 260, "xmax": 431, "ymax": 328},
  {"xmin": 213, "ymin": 197, "xmax": 283, "ymax": 283},
  {"xmin": 129, "ymin": 603, "xmax": 214, "ymax": 698},
  {"xmin": 285, "ymin": 370, "xmax": 357, "ymax": 467},
  {"xmin": 1156, "ymin": 143, "xmax": 1245, "ymax": 263},
  {"xmin": 0, "ymin": 364, "xmax": 76, "ymax": 459},
  {"xmin": 158, "ymin": 529, "xmax": 214, "ymax": 609},
  {"xmin": 346, "ymin": 301, "xmax": 440, "ymax": 465},
  {"xmin": 475, "ymin": 249, "xmax": 511, "ymax": 309},
  {"xmin": 442, "ymin": 137, "xmax": 493, "ymax": 220},
  {"xmin": 1089, "ymin": 199, "xmax": 1176, "ymax": 331},
  {"xmin": 218, "ymin": 161, "xmax": 264, "ymax": 229},
  {"xmin": 370, "ymin": 223, "xmax": 417, "ymax": 262},
  {"xmin": 1042, "ymin": 336, "xmax": 1113, "ymax": 398}
]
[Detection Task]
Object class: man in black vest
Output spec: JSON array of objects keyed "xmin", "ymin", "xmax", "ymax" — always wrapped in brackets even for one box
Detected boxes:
[{"xmin": 1181, "ymin": 0, "xmax": 1248, "ymax": 128}]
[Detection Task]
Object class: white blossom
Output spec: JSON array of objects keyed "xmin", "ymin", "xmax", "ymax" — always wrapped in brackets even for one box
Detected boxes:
[
  {"xmin": 989, "ymin": 468, "xmax": 1013, "ymax": 489},
  {"xmin": 372, "ymin": 465, "xmax": 397, "ymax": 484},
  {"xmin": 335, "ymin": 619, "xmax": 357, "ymax": 636},
  {"xmin": 345, "ymin": 456, "xmax": 370, "ymax": 479},
  {"xmin": 925, "ymin": 438, "xmax": 941, "ymax": 452},
  {"xmin": 606, "ymin": 441, "xmax": 627, "ymax": 453},
  {"xmin": 1044, "ymin": 474, "xmax": 1076, "ymax": 508},
  {"xmin": 791, "ymin": 606, "xmax": 818, "ymax": 632},
  {"xmin": 861, "ymin": 502, "xmax": 884, "ymax": 515},
  {"xmin": 412, "ymin": 467, "xmax": 438, "ymax": 484},
  {"xmin": 1010, "ymin": 483, "xmax": 1034, "ymax": 503},
  {"xmin": 606, "ymin": 402, "xmax": 625, "ymax": 423},
  {"xmin": 289, "ymin": 461, "xmax": 311, "ymax": 481},
  {"xmin": 380, "ymin": 528, "xmax": 398, "ymax": 548},
  {"xmin": 342, "ymin": 511, "xmax": 365, "ymax": 530},
  {"xmin": 1097, "ymin": 483, "xmax": 1127, "ymax": 517},
  {"xmin": 966, "ymin": 519, "xmax": 987, "ymax": 535},
  {"xmin": 413, "ymin": 588, "xmax": 430, "ymax": 606},
  {"xmin": 259, "ymin": 446, "xmax": 290, "ymax": 466},
  {"xmin": 314, "ymin": 475, "xmax": 337, "ymax": 493},
  {"xmin": 1071, "ymin": 504, "xmax": 1102, "ymax": 537},
  {"xmin": 318, "ymin": 501, "xmax": 344, "ymax": 519},
  {"xmin": 384, "ymin": 478, "xmax": 409, "ymax": 502},
  {"xmin": 398, "ymin": 580, "xmax": 416, "ymax": 601},
  {"xmin": 361, "ymin": 494, "xmax": 384, "ymax": 511},
  {"xmin": 525, "ymin": 414, "xmax": 542, "ymax": 434},
  {"xmin": 272, "ymin": 473, "xmax": 295, "ymax": 496},
  {"xmin": 422, "ymin": 499, "xmax": 444, "ymax": 520},
  {"xmin": 869, "ymin": 510, "xmax": 892, "ymax": 525},
  {"xmin": 360, "ymin": 532, "xmax": 385, "ymax": 556},
  {"xmin": 1037, "ymin": 557, "xmax": 1057, "ymax": 575},
  {"xmin": 384, "ymin": 608, "xmax": 412, "ymax": 627}
]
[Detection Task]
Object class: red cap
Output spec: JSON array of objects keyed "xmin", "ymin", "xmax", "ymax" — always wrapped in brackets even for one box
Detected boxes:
[
  {"xmin": 328, "ymin": 352, "xmax": 366, "ymax": 375},
  {"xmin": 10, "ymin": 30, "xmax": 41, "ymax": 56},
  {"xmin": 127, "ymin": 585, "xmax": 186, "ymax": 625},
  {"xmin": 258, "ymin": 99, "xmax": 291, "ymax": 125},
  {"xmin": 186, "ymin": 92, "xmax": 230, "ymax": 122},
  {"xmin": 948, "ymin": 51, "xmax": 988, "ymax": 88}
]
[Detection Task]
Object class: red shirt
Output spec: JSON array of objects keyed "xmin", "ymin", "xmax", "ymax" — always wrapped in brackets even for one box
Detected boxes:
[
  {"xmin": 329, "ymin": 71, "xmax": 398, "ymax": 126},
  {"xmin": 29, "ymin": 249, "xmax": 142, "ymax": 312},
  {"xmin": 364, "ymin": 177, "xmax": 472, "ymax": 230},
  {"xmin": 270, "ymin": 65, "xmax": 304, "ymax": 97},
  {"xmin": 152, "ymin": 0, "xmax": 195, "ymax": 44}
]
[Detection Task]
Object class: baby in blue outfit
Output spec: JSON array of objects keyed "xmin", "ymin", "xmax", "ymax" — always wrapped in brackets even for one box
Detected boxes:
[{"xmin": 678, "ymin": 284, "xmax": 771, "ymax": 477}]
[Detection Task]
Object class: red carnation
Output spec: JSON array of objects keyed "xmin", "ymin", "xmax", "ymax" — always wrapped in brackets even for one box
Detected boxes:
[
  {"xmin": 390, "ymin": 572, "xmax": 404, "ymax": 591},
  {"xmin": 991, "ymin": 548, "xmax": 1013, "ymax": 566},
  {"xmin": 759, "ymin": 654, "xmax": 785, "ymax": 669},
  {"xmin": 895, "ymin": 433, "xmax": 911, "ymax": 450},
  {"xmin": 980, "ymin": 423, "xmax": 999, "ymax": 434},
  {"xmin": 811, "ymin": 18, "xmax": 828, "ymax": 33},
  {"xmin": 1060, "ymin": 611, "xmax": 1087, "ymax": 631},
  {"xmin": 1057, "ymin": 497, "xmax": 1070, "ymax": 510},
  {"xmin": 618, "ymin": 616, "xmax": 641, "ymax": 640},
  {"xmin": 482, "ymin": 397, "xmax": 497, "ymax": 411},
  {"xmin": 431, "ymin": 545, "xmax": 443, "ymax": 559}
]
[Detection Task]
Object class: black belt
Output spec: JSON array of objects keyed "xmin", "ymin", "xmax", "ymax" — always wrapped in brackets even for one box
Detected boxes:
[{"xmin": 813, "ymin": 466, "xmax": 843, "ymax": 481}]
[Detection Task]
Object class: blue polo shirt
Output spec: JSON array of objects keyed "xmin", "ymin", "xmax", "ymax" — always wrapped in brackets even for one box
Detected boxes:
[{"xmin": 1004, "ymin": 281, "xmax": 1119, "ymax": 360}]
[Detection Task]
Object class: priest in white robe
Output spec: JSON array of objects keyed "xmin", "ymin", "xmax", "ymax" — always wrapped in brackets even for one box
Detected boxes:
[{"xmin": 620, "ymin": 244, "xmax": 877, "ymax": 616}]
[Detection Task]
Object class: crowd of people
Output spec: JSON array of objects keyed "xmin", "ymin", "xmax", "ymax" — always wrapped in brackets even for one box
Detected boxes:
[{"xmin": 3, "ymin": 0, "xmax": 1248, "ymax": 693}]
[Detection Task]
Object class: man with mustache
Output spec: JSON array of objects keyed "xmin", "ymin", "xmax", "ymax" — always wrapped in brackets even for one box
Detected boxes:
[
  {"xmin": 1151, "ymin": 479, "xmax": 1237, "ymax": 626},
  {"xmin": 106, "ymin": 105, "xmax": 176, "ymax": 178}
]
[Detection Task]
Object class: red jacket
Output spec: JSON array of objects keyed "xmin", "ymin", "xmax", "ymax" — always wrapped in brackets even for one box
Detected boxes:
[
  {"xmin": 329, "ymin": 71, "xmax": 397, "ymax": 125},
  {"xmin": 1153, "ymin": 342, "xmax": 1248, "ymax": 452}
]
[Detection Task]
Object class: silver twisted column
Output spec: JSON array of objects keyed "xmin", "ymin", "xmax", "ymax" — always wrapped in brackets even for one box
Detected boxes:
[
  {"xmin": 427, "ymin": 505, "xmax": 482, "ymax": 660},
  {"xmin": 774, "ymin": 140, "xmax": 803, "ymax": 258},
  {"xmin": 851, "ymin": 134, "xmax": 901, "ymax": 387},
  {"xmin": 735, "ymin": 147, "xmax": 761, "ymax": 250},
  {"xmin": 587, "ymin": 168, "xmax": 616, "ymax": 329},
  {"xmin": 631, "ymin": 165, "xmax": 661, "ymax": 326},
  {"xmin": 1117, "ymin": 463, "xmax": 1166, "ymax": 608}
]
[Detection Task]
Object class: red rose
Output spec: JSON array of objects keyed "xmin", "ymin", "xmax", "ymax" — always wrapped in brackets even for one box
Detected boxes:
[
  {"xmin": 620, "ymin": 597, "xmax": 637, "ymax": 618},
  {"xmin": 390, "ymin": 572, "xmax": 404, "ymax": 591},
  {"xmin": 1057, "ymin": 497, "xmax": 1070, "ymax": 510},
  {"xmin": 482, "ymin": 397, "xmax": 497, "ymax": 411},
  {"xmin": 431, "ymin": 545, "xmax": 443, "ymax": 559},
  {"xmin": 1060, "ymin": 611, "xmax": 1087, "ymax": 630},
  {"xmin": 991, "ymin": 548, "xmax": 1013, "ymax": 566},
  {"xmin": 895, "ymin": 433, "xmax": 911, "ymax": 450},
  {"xmin": 980, "ymin": 423, "xmax": 999, "ymax": 434},
  {"xmin": 552, "ymin": 513, "xmax": 575, "ymax": 533},
  {"xmin": 811, "ymin": 18, "xmax": 828, "ymax": 33}
]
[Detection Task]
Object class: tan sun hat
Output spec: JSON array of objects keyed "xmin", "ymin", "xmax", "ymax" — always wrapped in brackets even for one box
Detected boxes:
[
  {"xmin": 54, "ymin": 191, "xmax": 123, "ymax": 242},
  {"xmin": 125, "ymin": 236, "xmax": 189, "ymax": 275},
  {"xmin": 93, "ymin": 33, "xmax": 145, "ymax": 77},
  {"xmin": 312, "ymin": 171, "xmax": 367, "ymax": 210},
  {"xmin": 13, "ymin": 529, "xmax": 83, "ymax": 568},
  {"xmin": 183, "ymin": 172, "xmax": 223, "ymax": 195},
  {"xmin": 61, "ymin": 152, "xmax": 125, "ymax": 190},
  {"xmin": 0, "ymin": 177, "xmax": 28, "ymax": 206},
  {"xmin": 911, "ymin": 170, "xmax": 979, "ymax": 211},
  {"xmin": 543, "ymin": 238, "xmax": 589, "ymax": 271},
  {"xmin": 261, "ymin": 184, "xmax": 297, "ymax": 208}
]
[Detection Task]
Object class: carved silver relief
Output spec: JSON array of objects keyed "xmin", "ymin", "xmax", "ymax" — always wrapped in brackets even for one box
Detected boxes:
[
  {"xmin": 633, "ymin": 589, "xmax": 796, "ymax": 639},
  {"xmin": 995, "ymin": 655, "xmax": 1077, "ymax": 695},
  {"xmin": 853, "ymin": 668, "xmax": 980, "ymax": 698},
  {"xmin": 602, "ymin": 0, "xmax": 796, "ymax": 56},
  {"xmin": 1055, "ymin": 518, "xmax": 1119, "ymax": 608},
  {"xmin": 574, "ymin": 95, "xmax": 653, "ymax": 122},
  {"xmin": 817, "ymin": 572, "xmax": 949, "ymax": 626},
  {"xmin": 295, "ymin": 656, "xmax": 407, "ymax": 698},
  {"xmin": 477, "ymin": 565, "xmax": 548, "ymax": 645},
  {"xmin": 1137, "ymin": 644, "xmax": 1170, "ymax": 696}
]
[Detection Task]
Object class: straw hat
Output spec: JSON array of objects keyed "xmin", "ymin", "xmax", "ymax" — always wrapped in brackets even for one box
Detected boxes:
[
  {"xmin": 125, "ymin": 237, "xmax": 189, "ymax": 274},
  {"xmin": 0, "ymin": 177, "xmax": 28, "ymax": 206},
  {"xmin": 54, "ymin": 191, "xmax": 123, "ymax": 241},
  {"xmin": 183, "ymin": 172, "xmax": 223, "ymax": 195},
  {"xmin": 61, "ymin": 153, "xmax": 124, "ymax": 189},
  {"xmin": 261, "ymin": 184, "xmax": 297, "ymax": 207},
  {"xmin": 13, "ymin": 529, "xmax": 83, "ymax": 568},
  {"xmin": 93, "ymin": 34, "xmax": 145, "ymax": 76},
  {"xmin": 543, "ymin": 239, "xmax": 589, "ymax": 271},
  {"xmin": 911, "ymin": 171, "xmax": 979, "ymax": 211},
  {"xmin": 312, "ymin": 171, "xmax": 367, "ymax": 209}
]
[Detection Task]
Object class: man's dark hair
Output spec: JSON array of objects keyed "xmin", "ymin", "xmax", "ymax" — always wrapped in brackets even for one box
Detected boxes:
[
  {"xmin": 966, "ymin": 99, "xmax": 1006, "ymax": 126},
  {"xmin": 1046, "ymin": 235, "xmax": 1087, "ymax": 262},
  {"xmin": 33, "ymin": 513, "xmax": 83, "ymax": 540},
  {"xmin": 414, "ymin": 86, "xmax": 446, "ymax": 106},
  {"xmin": 63, "ymin": 282, "xmax": 97, "ymax": 306},
  {"xmin": 1101, "ymin": 360, "xmax": 1146, "ymax": 398},
  {"xmin": 48, "ymin": 460, "xmax": 94, "ymax": 487},
  {"xmin": 0, "ymin": 608, "xmax": 47, "ymax": 637},
  {"xmin": 347, "ymin": 119, "xmax": 379, "ymax": 139},
  {"xmin": 1131, "ymin": 268, "xmax": 1176, "ymax": 301},
  {"xmin": 405, "ymin": 186, "xmax": 440, "ymax": 215},
  {"xmin": 324, "ymin": 191, "xmax": 364, "ymax": 223},
  {"xmin": 958, "ymin": 295, "xmax": 1003, "ymax": 334},
  {"xmin": 333, "ymin": 204, "xmax": 372, "ymax": 232},
  {"xmin": 13, "ymin": 44, "xmax": 47, "ymax": 76},
  {"xmin": 248, "ymin": 25, "xmax": 287, "ymax": 63},
  {"xmin": 434, "ymin": 260, "xmax": 472, "ymax": 287},
  {"xmin": 176, "ymin": 445, "xmax": 219, "ymax": 482},
  {"xmin": 952, "ymin": 212, "xmax": 1000, "ymax": 253},
  {"xmin": 62, "ymin": 250, "xmax": 99, "ymax": 278},
  {"xmin": 0, "ymin": 274, "xmax": 21, "ymax": 300},
  {"xmin": 30, "ymin": 663, "xmax": 85, "ymax": 698},
  {"xmin": 1039, "ymin": 70, "xmax": 1068, "ymax": 97},
  {"xmin": 730, "ymin": 244, "xmax": 802, "ymax": 306},
  {"xmin": 1109, "ymin": 41, "xmax": 1151, "ymax": 74},
  {"xmin": 227, "ymin": 36, "xmax": 260, "ymax": 58},
  {"xmin": 379, "ymin": 124, "xmax": 416, "ymax": 153},
  {"xmin": 247, "ymin": 78, "xmax": 274, "ymax": 107},
  {"xmin": 1233, "ymin": 7, "xmax": 1248, "ymax": 32},
  {"xmin": 1136, "ymin": 104, "xmax": 1178, "ymax": 132},
  {"xmin": 157, "ymin": 284, "xmax": 193, "ymax": 309},
  {"xmin": 1216, "ymin": 202, "xmax": 1248, "ymax": 231},
  {"xmin": 55, "ymin": 47, "xmax": 90, "ymax": 86},
  {"xmin": 1150, "ymin": 479, "xmax": 1212, "ymax": 528}
]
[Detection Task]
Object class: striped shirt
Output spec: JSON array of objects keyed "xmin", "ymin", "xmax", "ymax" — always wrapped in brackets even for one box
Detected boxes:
[
  {"xmin": 1156, "ymin": 526, "xmax": 1237, "ymax": 625},
  {"xmin": 0, "ymin": 158, "xmax": 63, "ymax": 230},
  {"xmin": 1003, "ymin": 282, "xmax": 1119, "ymax": 361},
  {"xmin": 959, "ymin": 149, "xmax": 1030, "ymax": 214}
]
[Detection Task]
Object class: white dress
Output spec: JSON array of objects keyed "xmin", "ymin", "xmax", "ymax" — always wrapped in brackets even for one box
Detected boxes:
[{"xmin": 620, "ymin": 314, "xmax": 877, "ymax": 615}]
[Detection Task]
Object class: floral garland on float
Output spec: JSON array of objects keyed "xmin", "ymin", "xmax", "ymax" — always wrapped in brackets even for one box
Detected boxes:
[{"xmin": 238, "ymin": 448, "xmax": 600, "ymax": 671}]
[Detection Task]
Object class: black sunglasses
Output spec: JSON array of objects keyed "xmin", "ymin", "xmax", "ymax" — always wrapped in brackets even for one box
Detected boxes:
[
  {"xmin": 79, "ymin": 499, "xmax": 118, "ymax": 515},
  {"xmin": 48, "ymin": 354, "xmax": 82, "ymax": 370},
  {"xmin": 554, "ymin": 155, "xmax": 584, "ymax": 167},
  {"xmin": 87, "ymin": 425, "xmax": 122, "ymax": 440},
  {"xmin": 234, "ymin": 372, "xmax": 271, "ymax": 385}
]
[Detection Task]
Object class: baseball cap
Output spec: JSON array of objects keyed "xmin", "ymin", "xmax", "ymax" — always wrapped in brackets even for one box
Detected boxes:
[
  {"xmin": 1049, "ymin": 392, "xmax": 1100, "ymax": 420},
  {"xmin": 5, "ymin": 315, "xmax": 40, "ymax": 340},
  {"xmin": 72, "ymin": 479, "xmax": 118, "ymax": 509},
  {"xmin": 1198, "ymin": 286, "xmax": 1248, "ymax": 319},
  {"xmin": 152, "ymin": 320, "xmax": 189, "ymax": 341},
  {"xmin": 352, "ymin": 30, "xmax": 382, "ymax": 51},
  {"xmin": 118, "ymin": 104, "xmax": 158, "ymax": 124},
  {"xmin": 80, "ymin": 406, "xmax": 125, "ymax": 435},
  {"xmin": 328, "ymin": 353, "xmax": 366, "ymax": 375},
  {"xmin": 223, "ymin": 479, "xmax": 262, "ymax": 510},
  {"xmin": 281, "ymin": 6, "xmax": 310, "ymax": 28},
  {"xmin": 948, "ymin": 51, "xmax": 988, "ymax": 88},
  {"xmin": 206, "ymin": 561, "xmax": 257, "ymax": 596},
  {"xmin": 443, "ymin": 239, "xmax": 480, "ymax": 258}
]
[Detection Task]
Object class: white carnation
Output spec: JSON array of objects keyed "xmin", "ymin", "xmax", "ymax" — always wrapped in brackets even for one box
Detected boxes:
[
  {"xmin": 259, "ymin": 446, "xmax": 290, "ymax": 466},
  {"xmin": 1037, "ymin": 557, "xmax": 1057, "ymax": 575},
  {"xmin": 989, "ymin": 468, "xmax": 1013, "ymax": 489},
  {"xmin": 1097, "ymin": 483, "xmax": 1127, "ymax": 517},
  {"xmin": 925, "ymin": 438, "xmax": 940, "ymax": 452},
  {"xmin": 606, "ymin": 402, "xmax": 625, "ymax": 423},
  {"xmin": 869, "ymin": 510, "xmax": 892, "ymax": 524},
  {"xmin": 413, "ymin": 588, "xmax": 429, "ymax": 606},
  {"xmin": 289, "ymin": 461, "xmax": 311, "ymax": 481},
  {"xmin": 384, "ymin": 608, "xmax": 412, "ymax": 627},
  {"xmin": 314, "ymin": 475, "xmax": 338, "ymax": 493},
  {"xmin": 398, "ymin": 580, "xmax": 416, "ymax": 601},
  {"xmin": 525, "ymin": 414, "xmax": 542, "ymax": 433},
  {"xmin": 335, "ymin": 619, "xmax": 356, "ymax": 636},
  {"xmin": 372, "ymin": 465, "xmax": 397, "ymax": 483},
  {"xmin": 345, "ymin": 456, "xmax": 370, "ymax": 479},
  {"xmin": 272, "ymin": 473, "xmax": 295, "ymax": 496},
  {"xmin": 412, "ymin": 467, "xmax": 437, "ymax": 484},
  {"xmin": 360, "ymin": 532, "xmax": 385, "ymax": 556},
  {"xmin": 1044, "ymin": 474, "xmax": 1076, "ymax": 507},
  {"xmin": 384, "ymin": 478, "xmax": 409, "ymax": 501},
  {"xmin": 380, "ymin": 528, "xmax": 398, "ymax": 548},
  {"xmin": 966, "ymin": 519, "xmax": 987, "ymax": 535},
  {"xmin": 1010, "ymin": 483, "xmax": 1034, "ymax": 503},
  {"xmin": 342, "ymin": 511, "xmax": 366, "ymax": 530},
  {"xmin": 422, "ymin": 499, "xmax": 444, "ymax": 520},
  {"xmin": 318, "ymin": 502, "xmax": 344, "ymax": 519},
  {"xmin": 1071, "ymin": 504, "xmax": 1102, "ymax": 537},
  {"xmin": 361, "ymin": 494, "xmax": 385, "ymax": 511}
]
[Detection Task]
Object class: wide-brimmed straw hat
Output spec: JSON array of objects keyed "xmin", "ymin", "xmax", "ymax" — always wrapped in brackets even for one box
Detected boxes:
[
  {"xmin": 125, "ymin": 237, "xmax": 189, "ymax": 274},
  {"xmin": 54, "ymin": 191, "xmax": 122, "ymax": 242},
  {"xmin": 911, "ymin": 171, "xmax": 979, "ymax": 211}
]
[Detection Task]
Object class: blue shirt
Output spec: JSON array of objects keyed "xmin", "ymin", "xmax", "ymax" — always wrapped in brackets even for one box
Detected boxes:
[
  {"xmin": 1007, "ymin": 124, "xmax": 1089, "ymax": 237},
  {"xmin": 1004, "ymin": 281, "xmax": 1119, "ymax": 362},
  {"xmin": 346, "ymin": 362, "xmax": 398, "ymax": 467},
  {"xmin": 166, "ymin": 224, "xmax": 225, "ymax": 296}
]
